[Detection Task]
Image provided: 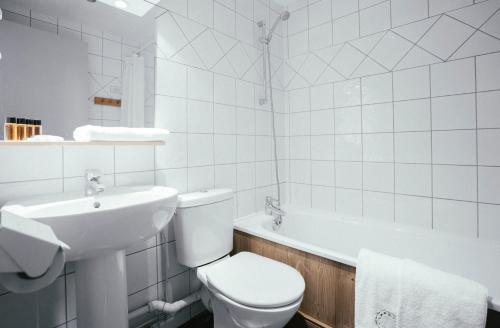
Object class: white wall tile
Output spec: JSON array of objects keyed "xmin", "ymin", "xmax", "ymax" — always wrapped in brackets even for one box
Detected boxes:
[
  {"xmin": 332, "ymin": 0, "xmax": 358, "ymax": 19},
  {"xmin": 363, "ymin": 191, "xmax": 394, "ymax": 222},
  {"xmin": 395, "ymin": 132, "xmax": 431, "ymax": 163},
  {"xmin": 237, "ymin": 162, "xmax": 256, "ymax": 190},
  {"xmin": 394, "ymin": 99, "xmax": 431, "ymax": 132},
  {"xmin": 395, "ymin": 194, "xmax": 432, "ymax": 228},
  {"xmin": 433, "ymin": 165, "xmax": 477, "ymax": 201},
  {"xmin": 362, "ymin": 103, "xmax": 393, "ymax": 133},
  {"xmin": 126, "ymin": 247, "xmax": 157, "ymax": 295},
  {"xmin": 334, "ymin": 78, "xmax": 361, "ymax": 107},
  {"xmin": 478, "ymin": 166, "xmax": 500, "ymax": 204},
  {"xmin": 289, "ymin": 88, "xmax": 310, "ymax": 112},
  {"xmin": 214, "ymin": 2, "xmax": 235, "ymax": 36},
  {"xmin": 290, "ymin": 111, "xmax": 311, "ymax": 135},
  {"xmin": 432, "ymin": 130, "xmax": 476, "ymax": 165},
  {"xmin": 333, "ymin": 13, "xmax": 359, "ymax": 44},
  {"xmin": 0, "ymin": 146, "xmax": 62, "ymax": 183},
  {"xmin": 336, "ymin": 161, "xmax": 362, "ymax": 189},
  {"xmin": 476, "ymin": 52, "xmax": 500, "ymax": 91},
  {"xmin": 155, "ymin": 96, "xmax": 187, "ymax": 132},
  {"xmin": 115, "ymin": 146, "xmax": 155, "ymax": 173},
  {"xmin": 429, "ymin": 0, "xmax": 473, "ymax": 16},
  {"xmin": 433, "ymin": 198, "xmax": 477, "ymax": 238},
  {"xmin": 477, "ymin": 90, "xmax": 500, "ymax": 128},
  {"xmin": 361, "ymin": 73, "xmax": 393, "ymax": 104},
  {"xmin": 156, "ymin": 59, "xmax": 187, "ymax": 97},
  {"xmin": 478, "ymin": 129, "xmax": 500, "ymax": 166},
  {"xmin": 155, "ymin": 134, "xmax": 188, "ymax": 169},
  {"xmin": 363, "ymin": 162, "xmax": 394, "ymax": 192},
  {"xmin": 363, "ymin": 133, "xmax": 394, "ymax": 162},
  {"xmin": 431, "ymin": 94, "xmax": 476, "ymax": 130},
  {"xmin": 311, "ymin": 109, "xmax": 335, "ymax": 135},
  {"xmin": 309, "ymin": 22, "xmax": 333, "ymax": 50},
  {"xmin": 335, "ymin": 107, "xmax": 362, "ymax": 133},
  {"xmin": 395, "ymin": 163, "xmax": 432, "ymax": 196},
  {"xmin": 391, "ymin": 0, "xmax": 428, "ymax": 27},
  {"xmin": 214, "ymin": 104, "xmax": 237, "ymax": 134},
  {"xmin": 359, "ymin": 1, "xmax": 391, "ymax": 36},
  {"xmin": 478, "ymin": 203, "xmax": 500, "ymax": 242},
  {"xmin": 311, "ymin": 135, "xmax": 335, "ymax": 160},
  {"xmin": 336, "ymin": 188, "xmax": 362, "ymax": 216},
  {"xmin": 188, "ymin": 166, "xmax": 214, "ymax": 191},
  {"xmin": 312, "ymin": 185, "xmax": 335, "ymax": 211},
  {"xmin": 430, "ymin": 58, "xmax": 475, "ymax": 96},
  {"xmin": 64, "ymin": 145, "xmax": 114, "ymax": 177},
  {"xmin": 311, "ymin": 84, "xmax": 334, "ymax": 110},
  {"xmin": 393, "ymin": 66, "xmax": 430, "ymax": 101},
  {"xmin": 214, "ymin": 74, "xmax": 236, "ymax": 105},
  {"xmin": 311, "ymin": 161, "xmax": 335, "ymax": 186},
  {"xmin": 214, "ymin": 135, "xmax": 237, "ymax": 164},
  {"xmin": 188, "ymin": 133, "xmax": 214, "ymax": 166},
  {"xmin": 187, "ymin": 100, "xmax": 214, "ymax": 133},
  {"xmin": 335, "ymin": 134, "xmax": 362, "ymax": 161},
  {"xmin": 188, "ymin": 67, "xmax": 214, "ymax": 102}
]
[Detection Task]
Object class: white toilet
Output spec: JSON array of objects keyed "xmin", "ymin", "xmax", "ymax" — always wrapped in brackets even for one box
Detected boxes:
[{"xmin": 174, "ymin": 189, "xmax": 305, "ymax": 328}]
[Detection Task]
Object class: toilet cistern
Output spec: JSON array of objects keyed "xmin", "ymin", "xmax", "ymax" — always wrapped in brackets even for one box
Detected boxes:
[{"xmin": 85, "ymin": 169, "xmax": 105, "ymax": 197}]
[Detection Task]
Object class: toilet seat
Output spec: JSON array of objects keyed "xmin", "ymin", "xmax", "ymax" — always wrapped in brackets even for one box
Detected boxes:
[{"xmin": 202, "ymin": 252, "xmax": 305, "ymax": 309}]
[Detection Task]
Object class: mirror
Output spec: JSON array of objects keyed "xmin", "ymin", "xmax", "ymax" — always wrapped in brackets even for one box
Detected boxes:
[{"xmin": 0, "ymin": 0, "xmax": 164, "ymax": 140}]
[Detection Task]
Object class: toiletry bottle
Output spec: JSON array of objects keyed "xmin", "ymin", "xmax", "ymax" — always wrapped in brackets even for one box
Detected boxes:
[
  {"xmin": 34, "ymin": 120, "xmax": 42, "ymax": 135},
  {"xmin": 26, "ymin": 119, "xmax": 34, "ymax": 139},
  {"xmin": 16, "ymin": 118, "xmax": 26, "ymax": 140},
  {"xmin": 4, "ymin": 117, "xmax": 17, "ymax": 140}
]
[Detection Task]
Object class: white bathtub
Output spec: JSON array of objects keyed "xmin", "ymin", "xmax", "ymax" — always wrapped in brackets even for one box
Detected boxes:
[{"xmin": 234, "ymin": 206, "xmax": 500, "ymax": 312}]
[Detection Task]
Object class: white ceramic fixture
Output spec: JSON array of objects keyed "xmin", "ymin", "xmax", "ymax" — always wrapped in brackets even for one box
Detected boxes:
[
  {"xmin": 1, "ymin": 184, "xmax": 178, "ymax": 328},
  {"xmin": 174, "ymin": 189, "xmax": 305, "ymax": 328}
]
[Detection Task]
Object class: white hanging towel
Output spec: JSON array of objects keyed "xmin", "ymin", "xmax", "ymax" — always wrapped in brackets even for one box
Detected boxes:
[
  {"xmin": 355, "ymin": 249, "xmax": 488, "ymax": 328},
  {"xmin": 355, "ymin": 249, "xmax": 402, "ymax": 328},
  {"xmin": 398, "ymin": 259, "xmax": 488, "ymax": 328},
  {"xmin": 73, "ymin": 125, "xmax": 169, "ymax": 142},
  {"xmin": 121, "ymin": 54, "xmax": 145, "ymax": 128}
]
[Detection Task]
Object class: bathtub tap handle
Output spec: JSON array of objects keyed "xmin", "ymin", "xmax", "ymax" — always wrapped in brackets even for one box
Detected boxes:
[{"xmin": 265, "ymin": 196, "xmax": 285, "ymax": 230}]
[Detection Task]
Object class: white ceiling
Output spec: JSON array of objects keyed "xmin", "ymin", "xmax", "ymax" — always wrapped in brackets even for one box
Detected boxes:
[{"xmin": 0, "ymin": 0, "xmax": 166, "ymax": 43}]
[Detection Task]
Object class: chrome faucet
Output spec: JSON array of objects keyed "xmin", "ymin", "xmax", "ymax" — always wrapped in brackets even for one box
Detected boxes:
[
  {"xmin": 85, "ymin": 169, "xmax": 105, "ymax": 197},
  {"xmin": 265, "ymin": 196, "xmax": 285, "ymax": 230}
]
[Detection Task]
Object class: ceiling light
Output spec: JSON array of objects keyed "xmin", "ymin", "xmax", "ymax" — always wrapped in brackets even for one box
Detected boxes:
[{"xmin": 114, "ymin": 0, "xmax": 128, "ymax": 9}]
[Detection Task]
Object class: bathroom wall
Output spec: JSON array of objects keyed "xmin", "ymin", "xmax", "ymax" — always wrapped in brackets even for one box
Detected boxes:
[
  {"xmin": 153, "ymin": 0, "xmax": 289, "ymax": 218},
  {"xmin": 0, "ymin": 2, "xmax": 156, "ymax": 128},
  {"xmin": 284, "ymin": 0, "xmax": 500, "ymax": 242}
]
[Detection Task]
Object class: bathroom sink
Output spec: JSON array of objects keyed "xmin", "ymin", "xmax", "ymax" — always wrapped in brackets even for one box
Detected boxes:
[
  {"xmin": 1, "ymin": 185, "xmax": 178, "ymax": 328},
  {"xmin": 1, "ymin": 185, "xmax": 178, "ymax": 261}
]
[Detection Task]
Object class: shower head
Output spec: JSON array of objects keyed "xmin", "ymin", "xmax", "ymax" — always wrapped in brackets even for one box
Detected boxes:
[
  {"xmin": 265, "ymin": 11, "xmax": 290, "ymax": 43},
  {"xmin": 280, "ymin": 11, "xmax": 290, "ymax": 21}
]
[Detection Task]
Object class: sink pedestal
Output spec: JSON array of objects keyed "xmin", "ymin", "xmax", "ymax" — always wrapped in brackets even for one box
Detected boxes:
[{"xmin": 75, "ymin": 250, "xmax": 129, "ymax": 328}]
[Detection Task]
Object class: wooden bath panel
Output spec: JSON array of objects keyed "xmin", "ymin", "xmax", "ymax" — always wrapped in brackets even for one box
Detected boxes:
[{"xmin": 233, "ymin": 230, "xmax": 500, "ymax": 328}]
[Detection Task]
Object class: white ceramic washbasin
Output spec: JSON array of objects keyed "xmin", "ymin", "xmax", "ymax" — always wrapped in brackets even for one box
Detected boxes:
[{"xmin": 1, "ymin": 185, "xmax": 178, "ymax": 261}]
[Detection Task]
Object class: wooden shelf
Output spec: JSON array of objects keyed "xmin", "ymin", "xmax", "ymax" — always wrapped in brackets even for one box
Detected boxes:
[{"xmin": 0, "ymin": 140, "xmax": 164, "ymax": 146}]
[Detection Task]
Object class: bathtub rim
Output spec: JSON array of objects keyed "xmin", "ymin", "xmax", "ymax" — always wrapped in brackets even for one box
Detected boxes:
[{"xmin": 234, "ymin": 207, "xmax": 500, "ymax": 312}]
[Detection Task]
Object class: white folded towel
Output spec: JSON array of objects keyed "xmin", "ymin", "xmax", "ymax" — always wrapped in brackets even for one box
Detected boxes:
[
  {"xmin": 73, "ymin": 125, "xmax": 169, "ymax": 142},
  {"xmin": 27, "ymin": 135, "xmax": 64, "ymax": 142},
  {"xmin": 355, "ymin": 249, "xmax": 488, "ymax": 328}
]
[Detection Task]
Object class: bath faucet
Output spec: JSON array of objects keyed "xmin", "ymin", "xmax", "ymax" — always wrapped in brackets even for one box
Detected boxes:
[
  {"xmin": 265, "ymin": 196, "xmax": 285, "ymax": 230},
  {"xmin": 85, "ymin": 169, "xmax": 105, "ymax": 197}
]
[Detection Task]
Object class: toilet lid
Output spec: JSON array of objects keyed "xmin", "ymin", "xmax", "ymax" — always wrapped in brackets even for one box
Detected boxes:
[{"xmin": 205, "ymin": 252, "xmax": 305, "ymax": 308}]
